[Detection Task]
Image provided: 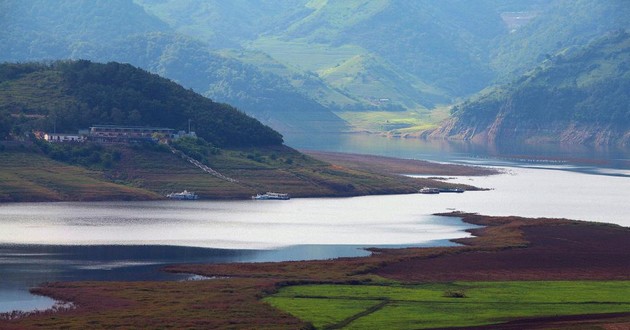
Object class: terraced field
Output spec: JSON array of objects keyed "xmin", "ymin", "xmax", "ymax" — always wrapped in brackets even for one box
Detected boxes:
[{"xmin": 266, "ymin": 281, "xmax": 630, "ymax": 329}]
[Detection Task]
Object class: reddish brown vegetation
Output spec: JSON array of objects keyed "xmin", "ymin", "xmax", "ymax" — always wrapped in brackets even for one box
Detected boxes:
[
  {"xmin": 377, "ymin": 214, "xmax": 630, "ymax": 281},
  {"xmin": 4, "ymin": 213, "xmax": 630, "ymax": 329}
]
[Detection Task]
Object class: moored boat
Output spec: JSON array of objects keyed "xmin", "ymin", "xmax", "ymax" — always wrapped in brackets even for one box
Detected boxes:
[
  {"xmin": 439, "ymin": 188, "xmax": 464, "ymax": 193},
  {"xmin": 166, "ymin": 190, "xmax": 199, "ymax": 200},
  {"xmin": 419, "ymin": 187, "xmax": 440, "ymax": 194},
  {"xmin": 252, "ymin": 192, "xmax": 290, "ymax": 200}
]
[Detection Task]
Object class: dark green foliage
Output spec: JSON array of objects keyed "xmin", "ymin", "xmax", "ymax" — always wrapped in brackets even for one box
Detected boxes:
[
  {"xmin": 0, "ymin": 60, "xmax": 284, "ymax": 147},
  {"xmin": 443, "ymin": 290, "xmax": 467, "ymax": 298},
  {"xmin": 171, "ymin": 136, "xmax": 220, "ymax": 164},
  {"xmin": 36, "ymin": 139, "xmax": 120, "ymax": 169}
]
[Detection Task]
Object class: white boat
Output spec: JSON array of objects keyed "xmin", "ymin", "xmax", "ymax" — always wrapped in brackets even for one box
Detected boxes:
[
  {"xmin": 252, "ymin": 192, "xmax": 290, "ymax": 200},
  {"xmin": 166, "ymin": 190, "xmax": 198, "ymax": 200},
  {"xmin": 439, "ymin": 188, "xmax": 464, "ymax": 193},
  {"xmin": 419, "ymin": 187, "xmax": 440, "ymax": 194}
]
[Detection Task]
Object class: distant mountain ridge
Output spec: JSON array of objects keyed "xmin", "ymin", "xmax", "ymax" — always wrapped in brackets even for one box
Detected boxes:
[
  {"xmin": 0, "ymin": 0, "xmax": 347, "ymax": 135},
  {"xmin": 2, "ymin": 0, "xmax": 629, "ymax": 142},
  {"xmin": 428, "ymin": 31, "xmax": 630, "ymax": 146}
]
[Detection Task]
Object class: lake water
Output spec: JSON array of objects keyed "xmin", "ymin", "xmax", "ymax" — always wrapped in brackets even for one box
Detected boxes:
[{"xmin": 1, "ymin": 134, "xmax": 629, "ymax": 313}]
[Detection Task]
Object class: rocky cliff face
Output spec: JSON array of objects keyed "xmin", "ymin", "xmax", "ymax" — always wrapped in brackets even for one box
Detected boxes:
[{"xmin": 428, "ymin": 117, "xmax": 630, "ymax": 146}]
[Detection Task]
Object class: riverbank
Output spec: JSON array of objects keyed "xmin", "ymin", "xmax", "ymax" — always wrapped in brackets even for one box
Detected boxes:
[
  {"xmin": 4, "ymin": 213, "xmax": 629, "ymax": 329},
  {"xmin": 302, "ymin": 150, "xmax": 497, "ymax": 176},
  {"xmin": 0, "ymin": 146, "xmax": 494, "ymax": 203}
]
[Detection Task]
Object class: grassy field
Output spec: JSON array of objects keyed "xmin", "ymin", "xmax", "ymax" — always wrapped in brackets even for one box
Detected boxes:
[
  {"xmin": 336, "ymin": 106, "xmax": 451, "ymax": 134},
  {"xmin": 250, "ymin": 37, "xmax": 448, "ymax": 114},
  {"xmin": 265, "ymin": 281, "xmax": 630, "ymax": 329},
  {"xmin": 1, "ymin": 142, "xmax": 479, "ymax": 202},
  {"xmin": 0, "ymin": 150, "xmax": 160, "ymax": 202}
]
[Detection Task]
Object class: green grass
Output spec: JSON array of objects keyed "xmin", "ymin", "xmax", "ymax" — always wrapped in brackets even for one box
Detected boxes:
[
  {"xmin": 1, "ymin": 143, "xmax": 428, "ymax": 202},
  {"xmin": 336, "ymin": 105, "xmax": 450, "ymax": 134},
  {"xmin": 251, "ymin": 37, "xmax": 368, "ymax": 72},
  {"xmin": 265, "ymin": 281, "xmax": 630, "ymax": 329},
  {"xmin": 266, "ymin": 297, "xmax": 381, "ymax": 329},
  {"xmin": 0, "ymin": 150, "xmax": 160, "ymax": 202}
]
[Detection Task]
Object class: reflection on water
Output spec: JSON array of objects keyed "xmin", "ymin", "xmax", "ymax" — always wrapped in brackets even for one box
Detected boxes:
[
  {"xmin": 0, "ymin": 200, "xmax": 474, "ymax": 313},
  {"xmin": 0, "ymin": 242, "xmax": 459, "ymax": 313},
  {"xmin": 285, "ymin": 133, "xmax": 630, "ymax": 171},
  {"xmin": 0, "ymin": 201, "xmax": 475, "ymax": 248}
]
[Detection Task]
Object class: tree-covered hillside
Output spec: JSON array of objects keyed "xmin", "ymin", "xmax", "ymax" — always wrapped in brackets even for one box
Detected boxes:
[
  {"xmin": 0, "ymin": 0, "xmax": 346, "ymax": 136},
  {"xmin": 0, "ymin": 60, "xmax": 283, "ymax": 147},
  {"xmin": 491, "ymin": 0, "xmax": 630, "ymax": 80},
  {"xmin": 2, "ymin": 0, "xmax": 629, "ymax": 140},
  {"xmin": 429, "ymin": 31, "xmax": 630, "ymax": 146}
]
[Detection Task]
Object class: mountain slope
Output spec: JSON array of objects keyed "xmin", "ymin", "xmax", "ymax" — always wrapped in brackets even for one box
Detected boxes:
[
  {"xmin": 491, "ymin": 0, "xmax": 630, "ymax": 80},
  {"xmin": 0, "ymin": 60, "xmax": 283, "ymax": 147},
  {"xmin": 3, "ymin": 0, "xmax": 629, "ymax": 140},
  {"xmin": 0, "ymin": 0, "xmax": 346, "ymax": 136},
  {"xmin": 429, "ymin": 31, "xmax": 630, "ymax": 146}
]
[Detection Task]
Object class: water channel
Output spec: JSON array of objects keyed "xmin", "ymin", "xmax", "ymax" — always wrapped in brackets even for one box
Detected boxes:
[{"xmin": 1, "ymin": 134, "xmax": 629, "ymax": 313}]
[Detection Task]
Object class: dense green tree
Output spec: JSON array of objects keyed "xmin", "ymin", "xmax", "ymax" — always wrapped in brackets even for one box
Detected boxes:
[{"xmin": 0, "ymin": 60, "xmax": 283, "ymax": 147}]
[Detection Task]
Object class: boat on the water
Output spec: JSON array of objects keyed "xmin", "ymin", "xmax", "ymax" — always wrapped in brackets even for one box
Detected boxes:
[
  {"xmin": 166, "ymin": 190, "xmax": 199, "ymax": 200},
  {"xmin": 439, "ymin": 188, "xmax": 464, "ymax": 193},
  {"xmin": 252, "ymin": 192, "xmax": 290, "ymax": 200},
  {"xmin": 418, "ymin": 187, "xmax": 440, "ymax": 194}
]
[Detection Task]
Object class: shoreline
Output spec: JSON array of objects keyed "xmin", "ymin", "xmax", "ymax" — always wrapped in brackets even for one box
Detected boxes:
[
  {"xmin": 4, "ymin": 212, "xmax": 629, "ymax": 328},
  {"xmin": 0, "ymin": 149, "xmax": 497, "ymax": 204}
]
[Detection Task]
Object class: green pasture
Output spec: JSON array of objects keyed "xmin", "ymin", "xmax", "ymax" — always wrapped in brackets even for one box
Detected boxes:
[
  {"xmin": 336, "ymin": 105, "xmax": 450, "ymax": 134},
  {"xmin": 251, "ymin": 37, "xmax": 367, "ymax": 72},
  {"xmin": 264, "ymin": 281, "xmax": 630, "ymax": 329}
]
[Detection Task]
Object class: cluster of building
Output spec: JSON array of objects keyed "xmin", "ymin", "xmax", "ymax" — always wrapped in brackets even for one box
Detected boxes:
[{"xmin": 39, "ymin": 125, "xmax": 196, "ymax": 143}]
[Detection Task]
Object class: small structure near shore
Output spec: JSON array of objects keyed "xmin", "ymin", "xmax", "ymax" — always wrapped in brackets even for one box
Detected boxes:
[
  {"xmin": 43, "ymin": 133, "xmax": 86, "ymax": 143},
  {"xmin": 252, "ymin": 192, "xmax": 290, "ymax": 200},
  {"xmin": 38, "ymin": 124, "xmax": 197, "ymax": 144},
  {"xmin": 166, "ymin": 190, "xmax": 198, "ymax": 200},
  {"xmin": 419, "ymin": 187, "xmax": 465, "ymax": 194}
]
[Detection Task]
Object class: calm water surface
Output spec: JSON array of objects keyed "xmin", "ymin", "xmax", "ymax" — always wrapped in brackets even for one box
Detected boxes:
[
  {"xmin": 1, "ymin": 135, "xmax": 629, "ymax": 313},
  {"xmin": 0, "ymin": 198, "xmax": 475, "ymax": 313}
]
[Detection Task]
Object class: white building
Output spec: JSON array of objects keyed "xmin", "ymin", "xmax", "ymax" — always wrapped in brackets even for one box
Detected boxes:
[{"xmin": 43, "ymin": 133, "xmax": 86, "ymax": 143}]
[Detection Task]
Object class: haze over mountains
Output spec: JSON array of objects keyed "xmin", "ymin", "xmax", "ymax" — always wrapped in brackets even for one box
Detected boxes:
[{"xmin": 1, "ymin": 0, "xmax": 629, "ymax": 144}]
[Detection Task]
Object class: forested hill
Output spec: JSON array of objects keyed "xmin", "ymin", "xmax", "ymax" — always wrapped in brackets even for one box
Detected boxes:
[
  {"xmin": 0, "ymin": 0, "xmax": 347, "ymax": 136},
  {"xmin": 428, "ymin": 31, "xmax": 630, "ymax": 146},
  {"xmin": 0, "ymin": 60, "xmax": 283, "ymax": 147}
]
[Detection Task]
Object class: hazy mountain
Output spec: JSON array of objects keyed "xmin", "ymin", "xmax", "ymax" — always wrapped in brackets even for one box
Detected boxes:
[
  {"xmin": 135, "ymin": 0, "xmax": 310, "ymax": 48},
  {"xmin": 2, "ymin": 0, "xmax": 628, "ymax": 142},
  {"xmin": 429, "ymin": 31, "xmax": 630, "ymax": 146},
  {"xmin": 0, "ymin": 0, "xmax": 347, "ymax": 135},
  {"xmin": 491, "ymin": 0, "xmax": 630, "ymax": 80}
]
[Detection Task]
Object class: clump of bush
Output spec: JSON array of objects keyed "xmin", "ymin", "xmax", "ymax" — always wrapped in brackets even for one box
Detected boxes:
[
  {"xmin": 36, "ymin": 139, "xmax": 121, "ymax": 169},
  {"xmin": 171, "ymin": 136, "xmax": 221, "ymax": 164},
  {"xmin": 443, "ymin": 290, "xmax": 467, "ymax": 298}
]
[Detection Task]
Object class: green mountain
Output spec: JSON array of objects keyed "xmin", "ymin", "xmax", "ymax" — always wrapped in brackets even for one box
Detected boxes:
[
  {"xmin": 2, "ymin": 0, "xmax": 629, "ymax": 140},
  {"xmin": 0, "ymin": 59, "xmax": 456, "ymax": 203},
  {"xmin": 491, "ymin": 0, "xmax": 630, "ymax": 80},
  {"xmin": 428, "ymin": 31, "xmax": 630, "ymax": 146},
  {"xmin": 0, "ymin": 60, "xmax": 282, "ymax": 147},
  {"xmin": 0, "ymin": 0, "xmax": 347, "ymax": 135}
]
